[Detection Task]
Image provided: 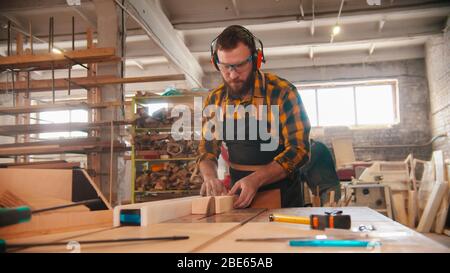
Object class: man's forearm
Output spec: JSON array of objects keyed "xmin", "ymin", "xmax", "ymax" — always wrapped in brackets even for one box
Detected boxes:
[
  {"xmin": 199, "ymin": 159, "xmax": 219, "ymax": 179},
  {"xmin": 246, "ymin": 161, "xmax": 288, "ymax": 188}
]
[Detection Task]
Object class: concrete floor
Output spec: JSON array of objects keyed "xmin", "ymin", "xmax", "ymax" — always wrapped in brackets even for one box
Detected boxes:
[{"xmin": 423, "ymin": 232, "xmax": 450, "ymax": 249}]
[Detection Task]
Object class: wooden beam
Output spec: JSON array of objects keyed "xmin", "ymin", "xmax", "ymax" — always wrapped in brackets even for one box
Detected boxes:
[
  {"xmin": 0, "ymin": 138, "xmax": 128, "ymax": 157},
  {"xmin": 0, "ymin": 74, "xmax": 185, "ymax": 93},
  {"xmin": 123, "ymin": 0, "xmax": 203, "ymax": 87},
  {"xmin": 417, "ymin": 181, "xmax": 448, "ymax": 233},
  {"xmin": 0, "ymin": 47, "xmax": 120, "ymax": 71},
  {"xmin": 0, "ymin": 120, "xmax": 131, "ymax": 136},
  {"xmin": 0, "ymin": 160, "xmax": 80, "ymax": 169},
  {"xmin": 391, "ymin": 191, "xmax": 408, "ymax": 226},
  {"xmin": 0, "ymin": 101, "xmax": 131, "ymax": 116}
]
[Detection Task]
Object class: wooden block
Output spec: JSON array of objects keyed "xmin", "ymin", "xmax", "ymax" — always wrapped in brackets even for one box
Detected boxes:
[
  {"xmin": 192, "ymin": 196, "xmax": 215, "ymax": 215},
  {"xmin": 215, "ymin": 195, "xmax": 235, "ymax": 214},
  {"xmin": 417, "ymin": 181, "xmax": 448, "ymax": 233},
  {"xmin": 250, "ymin": 189, "xmax": 281, "ymax": 209},
  {"xmin": 391, "ymin": 191, "xmax": 408, "ymax": 226},
  {"xmin": 113, "ymin": 196, "xmax": 198, "ymax": 227}
]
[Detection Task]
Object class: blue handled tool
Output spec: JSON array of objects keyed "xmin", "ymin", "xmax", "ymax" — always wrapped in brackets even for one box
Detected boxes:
[{"xmin": 289, "ymin": 239, "xmax": 381, "ymax": 247}]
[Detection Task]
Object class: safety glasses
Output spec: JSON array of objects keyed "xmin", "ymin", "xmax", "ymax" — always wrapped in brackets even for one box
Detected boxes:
[{"xmin": 217, "ymin": 55, "xmax": 253, "ymax": 73}]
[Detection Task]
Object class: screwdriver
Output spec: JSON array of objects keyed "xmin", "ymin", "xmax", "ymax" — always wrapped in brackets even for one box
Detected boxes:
[{"xmin": 0, "ymin": 198, "xmax": 101, "ymax": 228}]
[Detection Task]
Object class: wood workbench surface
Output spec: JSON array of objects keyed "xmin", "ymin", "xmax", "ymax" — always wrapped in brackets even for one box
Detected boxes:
[{"xmin": 6, "ymin": 207, "xmax": 449, "ymax": 253}]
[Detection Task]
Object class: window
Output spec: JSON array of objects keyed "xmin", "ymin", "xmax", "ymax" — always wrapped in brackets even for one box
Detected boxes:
[
  {"xmin": 39, "ymin": 109, "xmax": 88, "ymax": 139},
  {"xmin": 298, "ymin": 81, "xmax": 398, "ymax": 127},
  {"xmin": 146, "ymin": 103, "xmax": 168, "ymax": 115}
]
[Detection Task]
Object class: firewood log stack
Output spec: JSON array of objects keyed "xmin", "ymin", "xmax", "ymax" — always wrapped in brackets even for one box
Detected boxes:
[{"xmin": 135, "ymin": 161, "xmax": 203, "ymax": 191}]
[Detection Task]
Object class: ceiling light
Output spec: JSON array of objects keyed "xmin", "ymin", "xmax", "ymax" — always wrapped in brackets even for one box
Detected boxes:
[
  {"xmin": 332, "ymin": 24, "xmax": 341, "ymax": 36},
  {"xmin": 52, "ymin": 48, "xmax": 63, "ymax": 54}
]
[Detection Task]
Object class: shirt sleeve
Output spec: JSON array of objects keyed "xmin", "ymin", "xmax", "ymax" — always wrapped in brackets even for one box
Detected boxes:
[
  {"xmin": 273, "ymin": 86, "xmax": 311, "ymax": 175},
  {"xmin": 197, "ymin": 92, "xmax": 222, "ymax": 164}
]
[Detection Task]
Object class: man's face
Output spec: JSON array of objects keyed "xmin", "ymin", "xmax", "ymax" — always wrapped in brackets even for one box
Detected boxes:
[{"xmin": 216, "ymin": 42, "xmax": 254, "ymax": 97}]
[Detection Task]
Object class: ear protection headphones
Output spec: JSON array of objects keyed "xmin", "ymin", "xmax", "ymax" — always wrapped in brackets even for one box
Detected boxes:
[{"xmin": 210, "ymin": 25, "xmax": 265, "ymax": 72}]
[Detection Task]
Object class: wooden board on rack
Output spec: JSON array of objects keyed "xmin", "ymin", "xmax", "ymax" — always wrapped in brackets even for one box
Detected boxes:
[
  {"xmin": 0, "ymin": 75, "xmax": 185, "ymax": 93},
  {"xmin": 0, "ymin": 137, "xmax": 128, "ymax": 157},
  {"xmin": 0, "ymin": 120, "xmax": 131, "ymax": 136},
  {"xmin": 0, "ymin": 101, "xmax": 131, "ymax": 115},
  {"xmin": 0, "ymin": 48, "xmax": 120, "ymax": 71}
]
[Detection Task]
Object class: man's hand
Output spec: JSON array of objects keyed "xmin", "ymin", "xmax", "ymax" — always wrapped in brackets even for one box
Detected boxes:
[
  {"xmin": 200, "ymin": 177, "xmax": 228, "ymax": 196},
  {"xmin": 228, "ymin": 176, "xmax": 261, "ymax": 208}
]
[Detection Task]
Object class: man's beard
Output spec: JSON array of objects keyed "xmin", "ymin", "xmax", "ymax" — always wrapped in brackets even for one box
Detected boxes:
[{"xmin": 223, "ymin": 71, "xmax": 255, "ymax": 99}]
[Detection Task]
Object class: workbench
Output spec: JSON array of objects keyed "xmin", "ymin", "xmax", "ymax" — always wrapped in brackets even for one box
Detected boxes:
[{"xmin": 5, "ymin": 207, "xmax": 448, "ymax": 253}]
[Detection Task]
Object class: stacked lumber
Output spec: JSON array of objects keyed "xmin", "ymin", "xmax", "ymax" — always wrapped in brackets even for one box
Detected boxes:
[
  {"xmin": 133, "ymin": 133, "xmax": 199, "ymax": 159},
  {"xmin": 135, "ymin": 161, "xmax": 203, "ymax": 192},
  {"xmin": 348, "ymin": 152, "xmax": 449, "ymax": 234},
  {"xmin": 416, "ymin": 151, "xmax": 449, "ymax": 234}
]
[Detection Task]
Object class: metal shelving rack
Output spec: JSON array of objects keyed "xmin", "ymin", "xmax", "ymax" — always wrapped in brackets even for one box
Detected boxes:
[{"xmin": 130, "ymin": 92, "xmax": 208, "ymax": 203}]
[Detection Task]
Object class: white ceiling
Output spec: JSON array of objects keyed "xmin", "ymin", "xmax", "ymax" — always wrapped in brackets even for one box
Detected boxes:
[{"xmin": 0, "ymin": 0, "xmax": 449, "ymax": 89}]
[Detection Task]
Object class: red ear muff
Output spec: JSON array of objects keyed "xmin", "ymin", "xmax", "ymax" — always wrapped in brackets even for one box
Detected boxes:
[{"xmin": 256, "ymin": 49, "xmax": 263, "ymax": 70}]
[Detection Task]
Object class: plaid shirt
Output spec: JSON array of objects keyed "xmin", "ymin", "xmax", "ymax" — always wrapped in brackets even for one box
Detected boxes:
[{"xmin": 198, "ymin": 71, "xmax": 311, "ymax": 175}]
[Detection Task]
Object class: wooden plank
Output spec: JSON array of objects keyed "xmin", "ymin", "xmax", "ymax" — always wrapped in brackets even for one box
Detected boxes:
[
  {"xmin": 80, "ymin": 169, "xmax": 113, "ymax": 210},
  {"xmin": 0, "ymin": 74, "xmax": 185, "ymax": 93},
  {"xmin": 433, "ymin": 185, "xmax": 449, "ymax": 234},
  {"xmin": 0, "ymin": 210, "xmax": 113, "ymax": 240},
  {"xmin": 433, "ymin": 150, "xmax": 445, "ymax": 182},
  {"xmin": 5, "ymin": 161, "xmax": 80, "ymax": 169},
  {"xmin": 0, "ymin": 168, "xmax": 73, "ymax": 201},
  {"xmin": 407, "ymin": 190, "xmax": 418, "ymax": 228},
  {"xmin": 0, "ymin": 120, "xmax": 131, "ymax": 136},
  {"xmin": 0, "ymin": 48, "xmax": 120, "ymax": 71},
  {"xmin": 0, "ymin": 138, "xmax": 127, "ymax": 157},
  {"xmin": 113, "ymin": 196, "xmax": 199, "ymax": 227},
  {"xmin": 417, "ymin": 181, "xmax": 448, "ymax": 233},
  {"xmin": 391, "ymin": 191, "xmax": 408, "ymax": 226},
  {"xmin": 0, "ymin": 101, "xmax": 131, "ymax": 116},
  {"xmin": 332, "ymin": 137, "xmax": 355, "ymax": 168}
]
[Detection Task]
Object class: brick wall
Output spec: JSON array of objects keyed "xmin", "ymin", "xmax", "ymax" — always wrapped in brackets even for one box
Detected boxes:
[{"xmin": 425, "ymin": 31, "xmax": 450, "ymax": 159}]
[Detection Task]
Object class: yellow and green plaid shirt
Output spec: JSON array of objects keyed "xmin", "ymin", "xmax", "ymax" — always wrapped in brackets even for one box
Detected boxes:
[{"xmin": 198, "ymin": 71, "xmax": 311, "ymax": 175}]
